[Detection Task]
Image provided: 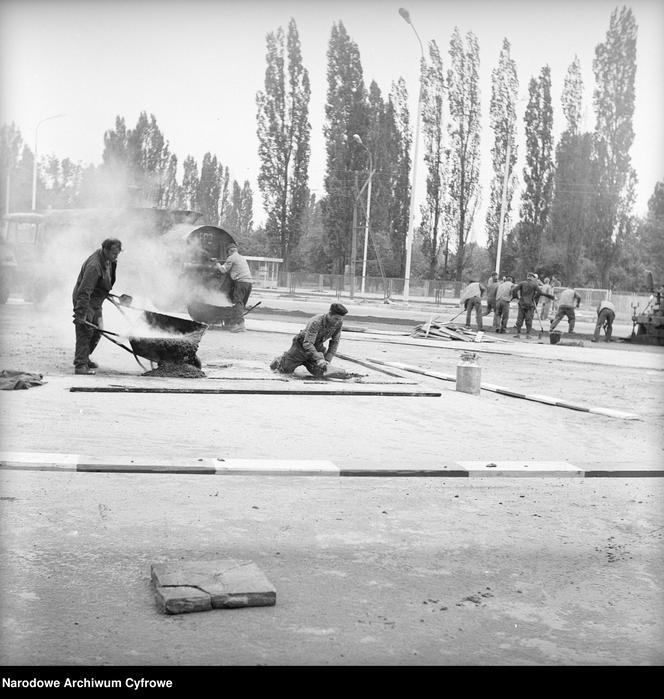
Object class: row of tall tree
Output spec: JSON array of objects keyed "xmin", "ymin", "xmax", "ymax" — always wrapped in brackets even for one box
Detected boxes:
[
  {"xmin": 1, "ymin": 6, "xmax": 662, "ymax": 288},
  {"xmin": 0, "ymin": 113, "xmax": 254, "ymax": 238}
]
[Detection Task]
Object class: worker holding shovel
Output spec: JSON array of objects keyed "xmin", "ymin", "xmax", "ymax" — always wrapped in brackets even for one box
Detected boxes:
[
  {"xmin": 511, "ymin": 272, "xmax": 554, "ymax": 339},
  {"xmin": 72, "ymin": 238, "xmax": 122, "ymax": 374}
]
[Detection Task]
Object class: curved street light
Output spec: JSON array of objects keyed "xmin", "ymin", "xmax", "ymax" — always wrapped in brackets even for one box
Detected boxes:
[
  {"xmin": 399, "ymin": 7, "xmax": 424, "ymax": 304},
  {"xmin": 32, "ymin": 113, "xmax": 67, "ymax": 211},
  {"xmin": 353, "ymin": 134, "xmax": 375, "ymax": 296}
]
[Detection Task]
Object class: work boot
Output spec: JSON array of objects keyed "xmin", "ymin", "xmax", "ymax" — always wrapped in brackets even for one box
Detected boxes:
[
  {"xmin": 87, "ymin": 360, "xmax": 98, "ymax": 369},
  {"xmin": 229, "ymin": 324, "xmax": 246, "ymax": 333},
  {"xmin": 75, "ymin": 366, "xmax": 95, "ymax": 375},
  {"xmin": 591, "ymin": 338, "xmax": 598, "ymax": 343}
]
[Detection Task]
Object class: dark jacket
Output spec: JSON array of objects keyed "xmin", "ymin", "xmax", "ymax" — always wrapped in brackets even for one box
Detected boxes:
[
  {"xmin": 72, "ymin": 249, "xmax": 116, "ymax": 320},
  {"xmin": 296, "ymin": 313, "xmax": 344, "ymax": 362},
  {"xmin": 511, "ymin": 278, "xmax": 553, "ymax": 307}
]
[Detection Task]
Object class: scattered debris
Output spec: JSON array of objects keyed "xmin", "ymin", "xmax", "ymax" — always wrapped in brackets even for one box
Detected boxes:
[{"xmin": 411, "ymin": 319, "xmax": 507, "ymax": 343}]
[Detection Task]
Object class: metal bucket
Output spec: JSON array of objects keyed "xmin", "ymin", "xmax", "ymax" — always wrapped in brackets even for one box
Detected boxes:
[{"xmin": 549, "ymin": 330, "xmax": 562, "ymax": 345}]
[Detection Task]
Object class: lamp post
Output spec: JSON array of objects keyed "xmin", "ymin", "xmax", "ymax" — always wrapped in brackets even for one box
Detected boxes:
[
  {"xmin": 399, "ymin": 7, "xmax": 424, "ymax": 304},
  {"xmin": 353, "ymin": 135, "xmax": 375, "ymax": 296},
  {"xmin": 31, "ymin": 113, "xmax": 67, "ymax": 211}
]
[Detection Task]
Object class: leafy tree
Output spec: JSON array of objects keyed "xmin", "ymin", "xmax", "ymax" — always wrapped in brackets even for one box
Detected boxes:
[
  {"xmin": 589, "ymin": 6, "xmax": 638, "ymax": 287},
  {"xmin": 0, "ymin": 123, "xmax": 26, "ymax": 212},
  {"xmin": 419, "ymin": 40, "xmax": 448, "ymax": 279},
  {"xmin": 386, "ymin": 78, "xmax": 412, "ymax": 276},
  {"xmin": 485, "ymin": 38, "xmax": 519, "ymax": 269},
  {"xmin": 256, "ymin": 18, "xmax": 311, "ymax": 274},
  {"xmin": 446, "ymin": 27, "xmax": 482, "ymax": 281},
  {"xmin": 321, "ymin": 21, "xmax": 368, "ymax": 275},
  {"xmin": 547, "ymin": 56, "xmax": 592, "ymax": 284},
  {"xmin": 517, "ymin": 65, "xmax": 554, "ymax": 278},
  {"xmin": 198, "ymin": 152, "xmax": 221, "ymax": 225},
  {"xmin": 159, "ymin": 154, "xmax": 179, "ymax": 209},
  {"xmin": 180, "ymin": 156, "xmax": 199, "ymax": 211}
]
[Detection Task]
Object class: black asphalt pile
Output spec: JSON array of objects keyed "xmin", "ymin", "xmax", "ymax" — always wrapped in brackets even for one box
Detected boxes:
[{"xmin": 142, "ymin": 362, "xmax": 206, "ymax": 378}]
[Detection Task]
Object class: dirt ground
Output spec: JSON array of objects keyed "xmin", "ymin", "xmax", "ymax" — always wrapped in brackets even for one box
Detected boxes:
[{"xmin": 0, "ymin": 293, "xmax": 663, "ymax": 667}]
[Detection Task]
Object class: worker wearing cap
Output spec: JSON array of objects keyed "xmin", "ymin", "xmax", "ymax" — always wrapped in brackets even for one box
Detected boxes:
[
  {"xmin": 550, "ymin": 285, "xmax": 582, "ymax": 334},
  {"xmin": 270, "ymin": 303, "xmax": 348, "ymax": 377},
  {"xmin": 215, "ymin": 243, "xmax": 253, "ymax": 333},
  {"xmin": 592, "ymin": 298, "xmax": 616, "ymax": 342},
  {"xmin": 511, "ymin": 272, "xmax": 553, "ymax": 339},
  {"xmin": 72, "ymin": 238, "xmax": 122, "ymax": 374}
]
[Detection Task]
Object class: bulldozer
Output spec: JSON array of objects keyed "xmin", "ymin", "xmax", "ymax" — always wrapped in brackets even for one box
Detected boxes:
[{"xmin": 628, "ymin": 271, "xmax": 664, "ymax": 345}]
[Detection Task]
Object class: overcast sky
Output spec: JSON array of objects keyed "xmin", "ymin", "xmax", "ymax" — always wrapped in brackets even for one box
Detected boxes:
[{"xmin": 1, "ymin": 0, "xmax": 662, "ymax": 244}]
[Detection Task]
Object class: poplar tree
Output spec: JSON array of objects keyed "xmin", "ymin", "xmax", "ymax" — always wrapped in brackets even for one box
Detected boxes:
[
  {"xmin": 485, "ymin": 38, "xmax": 519, "ymax": 269},
  {"xmin": 589, "ymin": 6, "xmax": 637, "ymax": 287},
  {"xmin": 419, "ymin": 40, "xmax": 448, "ymax": 279},
  {"xmin": 198, "ymin": 152, "xmax": 221, "ymax": 225},
  {"xmin": 547, "ymin": 56, "xmax": 592, "ymax": 283},
  {"xmin": 321, "ymin": 21, "xmax": 368, "ymax": 274},
  {"xmin": 256, "ymin": 18, "xmax": 311, "ymax": 273},
  {"xmin": 446, "ymin": 28, "xmax": 482, "ymax": 281},
  {"xmin": 518, "ymin": 65, "xmax": 554, "ymax": 277},
  {"xmin": 387, "ymin": 78, "xmax": 412, "ymax": 275},
  {"xmin": 180, "ymin": 156, "xmax": 199, "ymax": 212}
]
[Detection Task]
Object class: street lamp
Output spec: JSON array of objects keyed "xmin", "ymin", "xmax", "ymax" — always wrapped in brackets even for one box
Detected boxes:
[
  {"xmin": 399, "ymin": 7, "xmax": 424, "ymax": 304},
  {"xmin": 32, "ymin": 113, "xmax": 67, "ymax": 211},
  {"xmin": 353, "ymin": 135, "xmax": 375, "ymax": 296}
]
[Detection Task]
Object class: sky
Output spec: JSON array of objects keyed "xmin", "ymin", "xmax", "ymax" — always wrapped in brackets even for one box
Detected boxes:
[{"xmin": 1, "ymin": 0, "xmax": 663, "ymax": 246}]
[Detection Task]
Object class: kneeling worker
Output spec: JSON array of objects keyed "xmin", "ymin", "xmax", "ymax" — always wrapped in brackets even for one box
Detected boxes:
[
  {"xmin": 592, "ymin": 297, "xmax": 616, "ymax": 342},
  {"xmin": 270, "ymin": 303, "xmax": 348, "ymax": 377}
]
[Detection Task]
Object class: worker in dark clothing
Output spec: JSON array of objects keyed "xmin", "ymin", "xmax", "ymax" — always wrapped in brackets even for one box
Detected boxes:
[
  {"xmin": 591, "ymin": 298, "xmax": 616, "ymax": 342},
  {"xmin": 550, "ymin": 285, "xmax": 582, "ymax": 333},
  {"xmin": 270, "ymin": 303, "xmax": 348, "ymax": 377},
  {"xmin": 215, "ymin": 244, "xmax": 253, "ymax": 333},
  {"xmin": 485, "ymin": 272, "xmax": 499, "ymax": 317},
  {"xmin": 72, "ymin": 238, "xmax": 122, "ymax": 374},
  {"xmin": 511, "ymin": 272, "xmax": 553, "ymax": 339}
]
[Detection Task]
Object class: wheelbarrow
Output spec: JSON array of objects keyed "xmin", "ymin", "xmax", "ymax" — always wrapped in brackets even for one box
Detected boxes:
[
  {"xmin": 186, "ymin": 300, "xmax": 262, "ymax": 327},
  {"xmin": 84, "ymin": 309, "xmax": 207, "ymax": 371}
]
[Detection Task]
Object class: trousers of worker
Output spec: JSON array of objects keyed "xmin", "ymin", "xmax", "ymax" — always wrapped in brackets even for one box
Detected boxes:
[
  {"xmin": 230, "ymin": 280, "xmax": 252, "ymax": 323},
  {"xmin": 465, "ymin": 297, "xmax": 483, "ymax": 329},
  {"xmin": 275, "ymin": 338, "xmax": 327, "ymax": 377},
  {"xmin": 593, "ymin": 307, "xmax": 615, "ymax": 341},
  {"xmin": 550, "ymin": 305, "xmax": 576, "ymax": 332},
  {"xmin": 74, "ymin": 306, "xmax": 103, "ymax": 368},
  {"xmin": 494, "ymin": 299, "xmax": 511, "ymax": 331},
  {"xmin": 515, "ymin": 304, "xmax": 535, "ymax": 333}
]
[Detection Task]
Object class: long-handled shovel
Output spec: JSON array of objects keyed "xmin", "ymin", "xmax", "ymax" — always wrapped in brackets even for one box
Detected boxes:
[{"xmin": 82, "ymin": 320, "xmax": 148, "ymax": 371}]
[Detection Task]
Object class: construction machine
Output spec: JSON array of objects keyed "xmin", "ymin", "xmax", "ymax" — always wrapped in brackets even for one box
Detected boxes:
[{"xmin": 628, "ymin": 271, "xmax": 664, "ymax": 345}]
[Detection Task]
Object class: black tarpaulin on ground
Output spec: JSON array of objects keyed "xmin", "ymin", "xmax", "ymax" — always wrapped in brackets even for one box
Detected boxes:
[{"xmin": 0, "ymin": 369, "xmax": 46, "ymax": 390}]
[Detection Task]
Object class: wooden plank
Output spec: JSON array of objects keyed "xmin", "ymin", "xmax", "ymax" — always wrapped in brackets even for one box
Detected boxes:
[{"xmin": 69, "ymin": 386, "xmax": 441, "ymax": 397}]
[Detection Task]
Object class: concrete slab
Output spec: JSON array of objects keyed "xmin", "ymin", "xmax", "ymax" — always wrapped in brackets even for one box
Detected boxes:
[{"xmin": 151, "ymin": 559, "xmax": 276, "ymax": 614}]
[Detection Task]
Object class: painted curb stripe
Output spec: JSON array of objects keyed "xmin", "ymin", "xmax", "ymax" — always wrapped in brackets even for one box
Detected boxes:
[
  {"xmin": 340, "ymin": 469, "xmax": 469, "ymax": 477},
  {"xmin": 366, "ymin": 359, "xmax": 639, "ymax": 420},
  {"xmin": 1, "ymin": 453, "xmax": 662, "ymax": 477}
]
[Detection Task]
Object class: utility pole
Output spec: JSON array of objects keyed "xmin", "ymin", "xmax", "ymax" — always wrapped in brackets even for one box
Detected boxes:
[{"xmin": 350, "ymin": 171, "xmax": 359, "ymax": 299}]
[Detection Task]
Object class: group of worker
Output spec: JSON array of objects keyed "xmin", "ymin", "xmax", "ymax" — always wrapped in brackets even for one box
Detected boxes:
[
  {"xmin": 460, "ymin": 272, "xmax": 616, "ymax": 342},
  {"xmin": 71, "ymin": 237, "xmax": 348, "ymax": 378}
]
